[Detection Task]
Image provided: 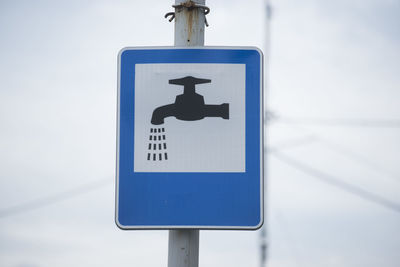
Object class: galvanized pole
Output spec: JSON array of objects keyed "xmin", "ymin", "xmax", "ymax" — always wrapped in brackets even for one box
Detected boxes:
[
  {"xmin": 168, "ymin": 229, "xmax": 200, "ymax": 267},
  {"xmin": 168, "ymin": 1, "xmax": 206, "ymax": 267}
]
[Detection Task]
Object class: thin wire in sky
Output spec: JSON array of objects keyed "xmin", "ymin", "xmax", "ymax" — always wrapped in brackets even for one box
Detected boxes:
[
  {"xmin": 271, "ymin": 116, "xmax": 400, "ymax": 128},
  {"xmin": 269, "ymin": 150, "xmax": 400, "ymax": 214},
  {"xmin": 0, "ymin": 178, "xmax": 111, "ymax": 219},
  {"xmin": 314, "ymin": 137, "xmax": 400, "ymax": 184},
  {"xmin": 270, "ymin": 122, "xmax": 400, "ymax": 184}
]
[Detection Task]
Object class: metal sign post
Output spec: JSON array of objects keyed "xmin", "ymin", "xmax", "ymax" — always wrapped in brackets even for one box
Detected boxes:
[{"xmin": 168, "ymin": 1, "xmax": 206, "ymax": 266}]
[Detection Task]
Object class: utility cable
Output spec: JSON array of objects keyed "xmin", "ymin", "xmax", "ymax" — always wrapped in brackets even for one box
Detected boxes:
[
  {"xmin": 270, "ymin": 122, "xmax": 400, "ymax": 184},
  {"xmin": 270, "ymin": 116, "xmax": 400, "ymax": 128},
  {"xmin": 266, "ymin": 135, "xmax": 318, "ymax": 152},
  {"xmin": 0, "ymin": 178, "xmax": 111, "ymax": 219},
  {"xmin": 313, "ymin": 136, "xmax": 400, "ymax": 184},
  {"xmin": 269, "ymin": 150, "xmax": 400, "ymax": 214}
]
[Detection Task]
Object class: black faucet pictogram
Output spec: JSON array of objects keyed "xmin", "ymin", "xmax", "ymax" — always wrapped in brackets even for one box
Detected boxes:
[{"xmin": 151, "ymin": 76, "xmax": 229, "ymax": 125}]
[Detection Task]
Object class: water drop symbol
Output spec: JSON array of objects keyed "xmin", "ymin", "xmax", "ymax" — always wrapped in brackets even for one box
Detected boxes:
[{"xmin": 147, "ymin": 127, "xmax": 168, "ymax": 161}]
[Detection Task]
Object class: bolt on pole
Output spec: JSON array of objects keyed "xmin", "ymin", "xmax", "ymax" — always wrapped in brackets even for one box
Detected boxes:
[{"xmin": 168, "ymin": 1, "xmax": 206, "ymax": 267}]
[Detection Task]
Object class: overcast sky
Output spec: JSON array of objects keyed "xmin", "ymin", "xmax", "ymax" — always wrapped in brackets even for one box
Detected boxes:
[{"xmin": 0, "ymin": 0, "xmax": 399, "ymax": 267}]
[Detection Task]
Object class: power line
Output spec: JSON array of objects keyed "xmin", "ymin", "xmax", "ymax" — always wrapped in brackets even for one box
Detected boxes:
[
  {"xmin": 271, "ymin": 116, "xmax": 400, "ymax": 128},
  {"xmin": 0, "ymin": 178, "xmax": 111, "ymax": 218},
  {"xmin": 269, "ymin": 134, "xmax": 400, "ymax": 184},
  {"xmin": 313, "ymin": 136, "xmax": 400, "ymax": 184},
  {"xmin": 269, "ymin": 150, "xmax": 400, "ymax": 214},
  {"xmin": 266, "ymin": 135, "xmax": 317, "ymax": 152},
  {"xmin": 270, "ymin": 122, "xmax": 400, "ymax": 184}
]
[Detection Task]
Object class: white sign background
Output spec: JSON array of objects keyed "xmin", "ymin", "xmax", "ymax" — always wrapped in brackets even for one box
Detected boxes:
[{"xmin": 134, "ymin": 63, "xmax": 245, "ymax": 172}]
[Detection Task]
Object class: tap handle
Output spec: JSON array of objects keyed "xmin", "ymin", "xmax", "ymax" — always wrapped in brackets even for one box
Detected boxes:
[
  {"xmin": 169, "ymin": 76, "xmax": 211, "ymax": 86},
  {"xmin": 169, "ymin": 76, "xmax": 211, "ymax": 95}
]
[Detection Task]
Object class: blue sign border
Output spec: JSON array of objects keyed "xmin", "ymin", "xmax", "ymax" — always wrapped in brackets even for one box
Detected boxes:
[{"xmin": 116, "ymin": 47, "xmax": 263, "ymax": 229}]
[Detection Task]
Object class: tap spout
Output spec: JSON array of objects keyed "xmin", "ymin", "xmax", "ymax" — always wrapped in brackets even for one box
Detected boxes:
[
  {"xmin": 151, "ymin": 104, "xmax": 176, "ymax": 125},
  {"xmin": 150, "ymin": 76, "xmax": 230, "ymax": 125},
  {"xmin": 203, "ymin": 103, "xmax": 229, "ymax": 119}
]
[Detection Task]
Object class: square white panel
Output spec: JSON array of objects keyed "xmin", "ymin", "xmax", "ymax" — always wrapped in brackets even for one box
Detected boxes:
[{"xmin": 133, "ymin": 63, "xmax": 245, "ymax": 172}]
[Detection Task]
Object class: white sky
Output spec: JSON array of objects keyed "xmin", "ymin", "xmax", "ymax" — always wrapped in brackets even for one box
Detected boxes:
[{"xmin": 0, "ymin": 0, "xmax": 399, "ymax": 267}]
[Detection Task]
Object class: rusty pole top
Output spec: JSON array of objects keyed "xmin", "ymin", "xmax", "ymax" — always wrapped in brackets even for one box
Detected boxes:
[{"xmin": 172, "ymin": 0, "xmax": 207, "ymax": 46}]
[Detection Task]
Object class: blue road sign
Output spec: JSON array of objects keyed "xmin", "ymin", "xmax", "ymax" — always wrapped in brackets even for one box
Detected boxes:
[{"xmin": 116, "ymin": 47, "xmax": 264, "ymax": 229}]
